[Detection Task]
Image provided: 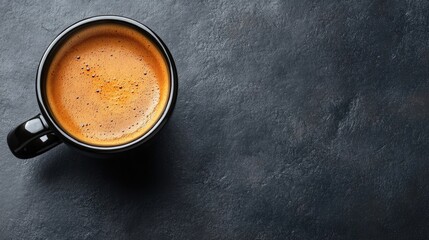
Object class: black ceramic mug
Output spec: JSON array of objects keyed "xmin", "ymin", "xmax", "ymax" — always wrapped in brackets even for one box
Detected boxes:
[{"xmin": 7, "ymin": 16, "xmax": 178, "ymax": 159}]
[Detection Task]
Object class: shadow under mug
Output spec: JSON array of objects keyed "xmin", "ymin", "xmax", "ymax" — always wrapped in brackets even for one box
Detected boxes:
[{"xmin": 7, "ymin": 16, "xmax": 178, "ymax": 159}]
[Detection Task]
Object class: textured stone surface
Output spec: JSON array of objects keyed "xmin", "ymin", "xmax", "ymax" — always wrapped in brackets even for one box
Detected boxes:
[{"xmin": 1, "ymin": 1, "xmax": 429, "ymax": 239}]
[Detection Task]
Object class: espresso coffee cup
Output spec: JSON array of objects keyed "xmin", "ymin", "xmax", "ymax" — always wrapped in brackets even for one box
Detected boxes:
[{"xmin": 7, "ymin": 16, "xmax": 178, "ymax": 159}]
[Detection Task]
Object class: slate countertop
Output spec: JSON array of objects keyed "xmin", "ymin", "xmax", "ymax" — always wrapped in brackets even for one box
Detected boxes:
[{"xmin": 0, "ymin": 1, "xmax": 428, "ymax": 239}]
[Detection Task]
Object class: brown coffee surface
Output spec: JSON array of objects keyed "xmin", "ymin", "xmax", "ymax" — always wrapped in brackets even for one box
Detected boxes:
[{"xmin": 46, "ymin": 23, "xmax": 170, "ymax": 146}]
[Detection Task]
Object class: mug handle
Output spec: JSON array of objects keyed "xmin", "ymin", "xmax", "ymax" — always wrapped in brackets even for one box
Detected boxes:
[{"xmin": 7, "ymin": 114, "xmax": 62, "ymax": 159}]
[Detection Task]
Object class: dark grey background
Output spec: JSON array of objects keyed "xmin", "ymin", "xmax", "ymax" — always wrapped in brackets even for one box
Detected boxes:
[{"xmin": 1, "ymin": 1, "xmax": 429, "ymax": 239}]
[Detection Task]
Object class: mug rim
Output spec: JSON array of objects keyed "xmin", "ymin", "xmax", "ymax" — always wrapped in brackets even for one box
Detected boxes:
[{"xmin": 36, "ymin": 15, "xmax": 177, "ymax": 153}]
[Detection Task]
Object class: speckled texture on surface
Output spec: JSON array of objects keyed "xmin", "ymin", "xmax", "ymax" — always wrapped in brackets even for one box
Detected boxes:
[{"xmin": 1, "ymin": 1, "xmax": 429, "ymax": 239}]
